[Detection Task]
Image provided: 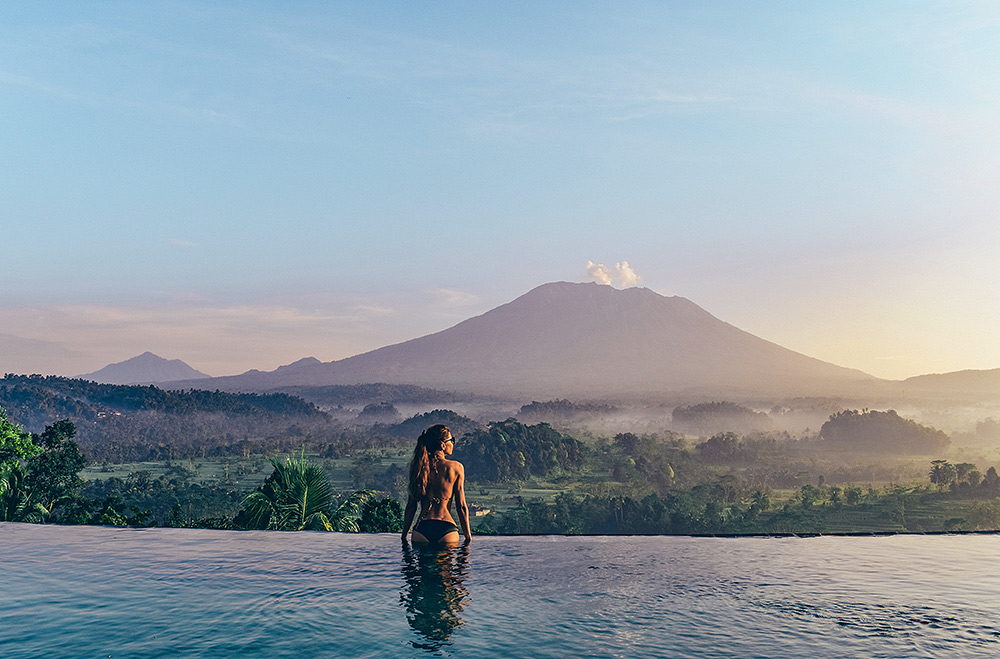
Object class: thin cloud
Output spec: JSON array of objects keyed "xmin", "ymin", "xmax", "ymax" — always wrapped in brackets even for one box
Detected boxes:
[
  {"xmin": 351, "ymin": 304, "xmax": 394, "ymax": 318},
  {"xmin": 430, "ymin": 287, "xmax": 480, "ymax": 307}
]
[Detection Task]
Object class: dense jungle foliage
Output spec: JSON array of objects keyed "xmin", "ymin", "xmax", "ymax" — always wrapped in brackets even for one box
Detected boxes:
[
  {"xmin": 3, "ymin": 381, "xmax": 999, "ymax": 534},
  {"xmin": 819, "ymin": 409, "xmax": 950, "ymax": 454},
  {"xmin": 1, "ymin": 410, "xmax": 401, "ymax": 531},
  {"xmin": 455, "ymin": 419, "xmax": 585, "ymax": 481}
]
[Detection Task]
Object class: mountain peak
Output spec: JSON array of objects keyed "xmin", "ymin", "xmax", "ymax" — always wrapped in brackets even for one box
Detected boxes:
[
  {"xmin": 189, "ymin": 280, "xmax": 874, "ymax": 399},
  {"xmin": 274, "ymin": 357, "xmax": 323, "ymax": 373},
  {"xmin": 76, "ymin": 353, "xmax": 210, "ymax": 386},
  {"xmin": 523, "ymin": 280, "xmax": 657, "ymax": 298}
]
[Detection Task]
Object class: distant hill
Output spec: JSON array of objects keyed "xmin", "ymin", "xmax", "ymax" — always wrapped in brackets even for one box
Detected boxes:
[
  {"xmin": 176, "ymin": 281, "xmax": 879, "ymax": 399},
  {"xmin": 0, "ymin": 373, "xmax": 320, "ymax": 420},
  {"xmin": 76, "ymin": 351, "xmax": 210, "ymax": 385},
  {"xmin": 0, "ymin": 374, "xmax": 326, "ymax": 462},
  {"xmin": 898, "ymin": 369, "xmax": 1000, "ymax": 397}
]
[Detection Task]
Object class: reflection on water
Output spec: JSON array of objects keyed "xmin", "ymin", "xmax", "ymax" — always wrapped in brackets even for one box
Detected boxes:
[
  {"xmin": 2, "ymin": 524, "xmax": 998, "ymax": 659},
  {"xmin": 399, "ymin": 541, "xmax": 470, "ymax": 651}
]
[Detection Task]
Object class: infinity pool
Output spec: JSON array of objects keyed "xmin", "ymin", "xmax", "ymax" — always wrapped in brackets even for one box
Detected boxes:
[{"xmin": 1, "ymin": 523, "xmax": 997, "ymax": 658}]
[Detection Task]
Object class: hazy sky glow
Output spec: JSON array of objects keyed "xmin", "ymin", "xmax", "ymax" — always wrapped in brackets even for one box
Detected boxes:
[{"xmin": 2, "ymin": 2, "xmax": 998, "ymax": 380}]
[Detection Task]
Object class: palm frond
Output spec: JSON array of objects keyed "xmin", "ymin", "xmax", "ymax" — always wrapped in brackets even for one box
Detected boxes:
[
  {"xmin": 329, "ymin": 489, "xmax": 376, "ymax": 533},
  {"xmin": 240, "ymin": 490, "xmax": 279, "ymax": 530},
  {"xmin": 300, "ymin": 510, "xmax": 335, "ymax": 532},
  {"xmin": 0, "ymin": 463, "xmax": 48, "ymax": 523},
  {"xmin": 239, "ymin": 451, "xmax": 335, "ymax": 531}
]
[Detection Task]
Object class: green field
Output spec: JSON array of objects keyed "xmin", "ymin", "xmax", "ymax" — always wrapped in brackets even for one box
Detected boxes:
[
  {"xmin": 82, "ymin": 457, "xmax": 274, "ymax": 492},
  {"xmin": 79, "ymin": 450, "xmax": 574, "ymax": 527},
  {"xmin": 77, "ymin": 445, "xmax": 1000, "ymax": 534}
]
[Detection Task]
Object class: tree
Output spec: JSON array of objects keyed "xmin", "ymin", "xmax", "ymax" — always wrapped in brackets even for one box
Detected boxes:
[
  {"xmin": 714, "ymin": 474, "xmax": 743, "ymax": 505},
  {"xmin": 0, "ymin": 412, "xmax": 86, "ymax": 523},
  {"xmin": 327, "ymin": 489, "xmax": 376, "ymax": 533},
  {"xmin": 387, "ymin": 408, "xmax": 480, "ymax": 440},
  {"xmin": 456, "ymin": 419, "xmax": 584, "ymax": 482},
  {"xmin": 820, "ymin": 409, "xmax": 949, "ymax": 454},
  {"xmin": 696, "ymin": 433, "xmax": 741, "ymax": 463},
  {"xmin": 799, "ymin": 484, "xmax": 821, "ymax": 510},
  {"xmin": 357, "ymin": 402, "xmax": 400, "ymax": 423},
  {"xmin": 827, "ymin": 486, "xmax": 843, "ymax": 508},
  {"xmin": 238, "ymin": 452, "xmax": 336, "ymax": 531},
  {"xmin": 23, "ymin": 419, "xmax": 86, "ymax": 515},
  {"xmin": 744, "ymin": 490, "xmax": 771, "ymax": 523},
  {"xmin": 930, "ymin": 460, "xmax": 957, "ymax": 489},
  {"xmin": 0, "ymin": 462, "xmax": 49, "ymax": 522},
  {"xmin": 358, "ymin": 497, "xmax": 403, "ymax": 533},
  {"xmin": 672, "ymin": 401, "xmax": 775, "ymax": 434},
  {"xmin": 0, "ymin": 408, "xmax": 39, "ymax": 468},
  {"xmin": 613, "ymin": 432, "xmax": 641, "ymax": 456},
  {"xmin": 0, "ymin": 410, "xmax": 42, "ymax": 521},
  {"xmin": 237, "ymin": 451, "xmax": 380, "ymax": 532},
  {"xmin": 954, "ymin": 463, "xmax": 977, "ymax": 482},
  {"xmin": 975, "ymin": 418, "xmax": 1000, "ymax": 441},
  {"xmin": 980, "ymin": 467, "xmax": 1000, "ymax": 496}
]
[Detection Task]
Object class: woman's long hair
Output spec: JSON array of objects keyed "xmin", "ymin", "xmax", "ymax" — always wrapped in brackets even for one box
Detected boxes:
[{"xmin": 409, "ymin": 425, "xmax": 451, "ymax": 498}]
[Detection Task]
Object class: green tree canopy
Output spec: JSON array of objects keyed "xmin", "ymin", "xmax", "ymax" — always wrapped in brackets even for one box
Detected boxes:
[
  {"xmin": 0, "ymin": 408, "xmax": 40, "ymax": 469},
  {"xmin": 1, "ymin": 411, "xmax": 86, "ymax": 523},
  {"xmin": 455, "ymin": 419, "xmax": 584, "ymax": 482},
  {"xmin": 23, "ymin": 419, "xmax": 86, "ymax": 514},
  {"xmin": 819, "ymin": 409, "xmax": 949, "ymax": 454}
]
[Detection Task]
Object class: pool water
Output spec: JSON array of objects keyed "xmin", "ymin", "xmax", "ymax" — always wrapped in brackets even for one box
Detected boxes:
[{"xmin": 1, "ymin": 523, "xmax": 997, "ymax": 658}]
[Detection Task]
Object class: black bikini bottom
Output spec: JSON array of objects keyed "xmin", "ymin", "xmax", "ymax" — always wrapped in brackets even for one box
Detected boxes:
[{"xmin": 413, "ymin": 519, "xmax": 460, "ymax": 543}]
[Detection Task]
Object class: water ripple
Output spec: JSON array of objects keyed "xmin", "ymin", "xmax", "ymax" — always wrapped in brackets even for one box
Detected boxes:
[{"xmin": 1, "ymin": 524, "xmax": 998, "ymax": 658}]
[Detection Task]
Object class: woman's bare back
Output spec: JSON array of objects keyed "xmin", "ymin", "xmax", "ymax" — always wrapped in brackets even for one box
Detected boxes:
[{"xmin": 420, "ymin": 459, "xmax": 461, "ymax": 521}]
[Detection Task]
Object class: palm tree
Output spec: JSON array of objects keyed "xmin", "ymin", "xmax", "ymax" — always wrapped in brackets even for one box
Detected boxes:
[
  {"xmin": 240, "ymin": 451, "xmax": 336, "ymax": 531},
  {"xmin": 238, "ymin": 451, "xmax": 382, "ymax": 532},
  {"xmin": 0, "ymin": 463, "xmax": 49, "ymax": 523}
]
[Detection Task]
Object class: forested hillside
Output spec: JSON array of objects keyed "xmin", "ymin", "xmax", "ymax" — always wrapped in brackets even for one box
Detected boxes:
[
  {"xmin": 0, "ymin": 375, "xmax": 321, "ymax": 419},
  {"xmin": 4, "ymin": 391, "xmax": 999, "ymax": 533},
  {"xmin": 0, "ymin": 375, "xmax": 331, "ymax": 462},
  {"xmin": 0, "ymin": 376, "xmax": 487, "ymax": 463}
]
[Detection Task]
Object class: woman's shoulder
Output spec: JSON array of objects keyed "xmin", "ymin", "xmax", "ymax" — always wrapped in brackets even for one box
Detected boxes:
[{"xmin": 444, "ymin": 458, "xmax": 465, "ymax": 473}]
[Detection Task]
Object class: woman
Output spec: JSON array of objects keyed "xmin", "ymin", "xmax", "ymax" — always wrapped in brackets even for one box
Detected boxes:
[{"xmin": 401, "ymin": 424, "xmax": 472, "ymax": 545}]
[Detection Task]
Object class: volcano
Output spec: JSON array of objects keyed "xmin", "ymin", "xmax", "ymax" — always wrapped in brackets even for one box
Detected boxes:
[{"xmin": 180, "ymin": 282, "xmax": 877, "ymax": 399}]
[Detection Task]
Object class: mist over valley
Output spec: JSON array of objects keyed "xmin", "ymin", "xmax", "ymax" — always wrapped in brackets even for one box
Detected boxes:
[
  {"xmin": 129, "ymin": 281, "xmax": 998, "ymax": 440},
  {"xmin": 4, "ymin": 280, "xmax": 998, "ymax": 535},
  {"xmin": 7, "ymin": 281, "xmax": 998, "ymax": 459}
]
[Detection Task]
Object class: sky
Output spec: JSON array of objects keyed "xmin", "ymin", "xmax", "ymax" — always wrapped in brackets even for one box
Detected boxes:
[{"xmin": 2, "ymin": 1, "xmax": 998, "ymax": 381}]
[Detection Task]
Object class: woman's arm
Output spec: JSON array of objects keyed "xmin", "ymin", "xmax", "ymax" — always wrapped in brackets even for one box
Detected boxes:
[
  {"xmin": 401, "ymin": 493, "xmax": 418, "ymax": 541},
  {"xmin": 453, "ymin": 463, "xmax": 472, "ymax": 542}
]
